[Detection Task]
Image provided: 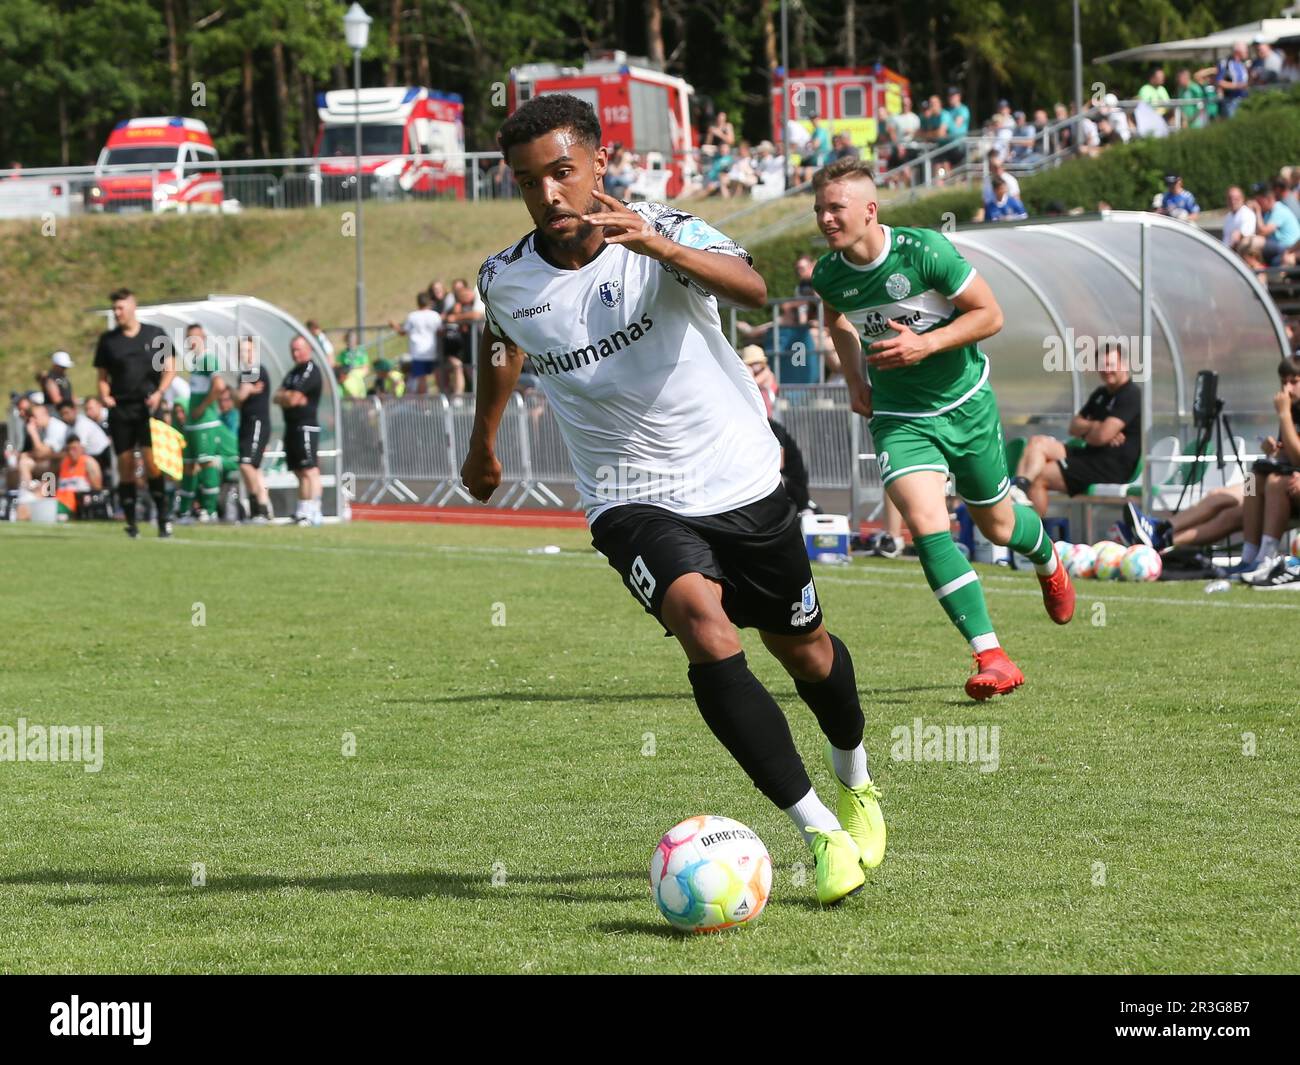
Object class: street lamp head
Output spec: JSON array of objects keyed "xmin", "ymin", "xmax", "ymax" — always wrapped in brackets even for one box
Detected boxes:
[{"xmin": 343, "ymin": 3, "xmax": 372, "ymax": 52}]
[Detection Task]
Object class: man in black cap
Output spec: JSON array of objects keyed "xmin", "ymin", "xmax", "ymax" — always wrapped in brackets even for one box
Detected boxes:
[{"xmin": 1153, "ymin": 174, "xmax": 1200, "ymax": 222}]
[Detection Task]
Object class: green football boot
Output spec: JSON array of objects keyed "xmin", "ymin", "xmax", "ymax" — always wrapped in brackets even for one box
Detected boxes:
[
  {"xmin": 807, "ymin": 827, "xmax": 866, "ymax": 905},
  {"xmin": 824, "ymin": 741, "xmax": 887, "ymax": 869}
]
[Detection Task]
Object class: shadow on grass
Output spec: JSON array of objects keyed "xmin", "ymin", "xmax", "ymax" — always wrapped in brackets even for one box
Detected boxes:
[
  {"xmin": 382, "ymin": 693, "xmax": 694, "ymax": 705},
  {"xmin": 0, "ymin": 868, "xmax": 647, "ymax": 904}
]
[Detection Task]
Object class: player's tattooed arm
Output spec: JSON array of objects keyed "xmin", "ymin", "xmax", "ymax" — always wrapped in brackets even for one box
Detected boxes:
[
  {"xmin": 97, "ymin": 368, "xmax": 116, "ymax": 408},
  {"xmin": 871, "ymin": 273, "xmax": 1003, "ymax": 369},
  {"xmin": 581, "ymin": 191, "xmax": 766, "ymax": 308},
  {"xmin": 826, "ymin": 308, "xmax": 872, "ymax": 418},
  {"xmin": 461, "ymin": 323, "xmax": 524, "ymax": 503}
]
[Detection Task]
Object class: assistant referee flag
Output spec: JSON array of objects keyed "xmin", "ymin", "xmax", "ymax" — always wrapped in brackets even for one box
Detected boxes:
[{"xmin": 150, "ymin": 417, "xmax": 185, "ymax": 479}]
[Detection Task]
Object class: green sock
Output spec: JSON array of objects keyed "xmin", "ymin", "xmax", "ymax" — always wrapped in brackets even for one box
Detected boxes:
[
  {"xmin": 914, "ymin": 531, "xmax": 998, "ymax": 650},
  {"xmin": 199, "ymin": 464, "xmax": 221, "ymax": 515},
  {"xmin": 178, "ymin": 468, "xmax": 197, "ymax": 516},
  {"xmin": 1008, "ymin": 504, "xmax": 1057, "ymax": 572}
]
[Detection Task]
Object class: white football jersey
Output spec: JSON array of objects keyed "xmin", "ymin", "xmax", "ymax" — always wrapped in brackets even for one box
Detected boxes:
[{"xmin": 479, "ymin": 202, "xmax": 780, "ymax": 523}]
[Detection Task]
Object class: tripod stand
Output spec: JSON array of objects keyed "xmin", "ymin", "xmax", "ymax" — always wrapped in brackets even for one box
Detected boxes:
[{"xmin": 1174, "ymin": 398, "xmax": 1247, "ymax": 515}]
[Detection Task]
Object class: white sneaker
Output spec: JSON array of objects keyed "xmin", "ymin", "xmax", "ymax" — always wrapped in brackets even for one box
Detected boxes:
[{"xmin": 1240, "ymin": 555, "xmax": 1277, "ymax": 584}]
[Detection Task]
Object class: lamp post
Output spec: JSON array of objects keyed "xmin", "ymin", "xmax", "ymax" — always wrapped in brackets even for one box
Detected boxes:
[
  {"xmin": 343, "ymin": 3, "xmax": 371, "ymax": 350},
  {"xmin": 1072, "ymin": 0, "xmax": 1084, "ymax": 154}
]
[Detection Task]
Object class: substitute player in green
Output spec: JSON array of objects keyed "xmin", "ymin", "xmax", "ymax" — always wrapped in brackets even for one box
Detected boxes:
[
  {"xmin": 810, "ymin": 158, "xmax": 1075, "ymax": 700},
  {"xmin": 177, "ymin": 323, "xmax": 230, "ymax": 523}
]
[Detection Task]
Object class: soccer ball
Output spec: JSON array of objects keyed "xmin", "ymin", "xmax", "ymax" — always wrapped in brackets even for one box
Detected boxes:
[
  {"xmin": 1093, "ymin": 541, "xmax": 1126, "ymax": 580},
  {"xmin": 1065, "ymin": 542, "xmax": 1097, "ymax": 579},
  {"xmin": 1121, "ymin": 544, "xmax": 1163, "ymax": 582},
  {"xmin": 650, "ymin": 815, "xmax": 772, "ymax": 933},
  {"xmin": 1054, "ymin": 540, "xmax": 1072, "ymax": 562}
]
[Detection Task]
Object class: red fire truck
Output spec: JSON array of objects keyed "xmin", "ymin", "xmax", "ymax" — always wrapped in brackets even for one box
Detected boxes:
[
  {"xmin": 88, "ymin": 117, "xmax": 223, "ymax": 213},
  {"xmin": 508, "ymin": 51, "xmax": 696, "ymax": 198},
  {"xmin": 315, "ymin": 87, "xmax": 466, "ymax": 199},
  {"xmin": 772, "ymin": 65, "xmax": 911, "ymax": 157}
]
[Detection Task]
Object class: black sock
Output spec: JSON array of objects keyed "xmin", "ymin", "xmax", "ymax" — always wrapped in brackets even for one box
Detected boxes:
[
  {"xmin": 148, "ymin": 477, "xmax": 168, "ymax": 526},
  {"xmin": 119, "ymin": 483, "xmax": 137, "ymax": 525},
  {"xmin": 793, "ymin": 633, "xmax": 866, "ymax": 754},
  {"xmin": 687, "ymin": 651, "xmax": 811, "ymax": 809}
]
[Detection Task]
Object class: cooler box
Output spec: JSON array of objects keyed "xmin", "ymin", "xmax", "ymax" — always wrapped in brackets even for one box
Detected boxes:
[{"xmin": 802, "ymin": 513, "xmax": 851, "ymax": 563}]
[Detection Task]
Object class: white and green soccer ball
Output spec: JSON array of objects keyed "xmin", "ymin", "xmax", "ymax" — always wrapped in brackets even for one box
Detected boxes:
[
  {"xmin": 650, "ymin": 815, "xmax": 772, "ymax": 933},
  {"xmin": 1093, "ymin": 541, "xmax": 1127, "ymax": 580}
]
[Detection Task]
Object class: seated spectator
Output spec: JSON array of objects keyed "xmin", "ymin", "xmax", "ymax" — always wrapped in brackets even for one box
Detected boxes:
[
  {"xmin": 704, "ymin": 111, "xmax": 736, "ymax": 153},
  {"xmin": 334, "ymin": 329, "xmax": 370, "ymax": 398},
  {"xmin": 1077, "ymin": 110, "xmax": 1103, "ymax": 156},
  {"xmin": 1052, "ymin": 103, "xmax": 1073, "ymax": 152},
  {"xmin": 81, "ymin": 396, "xmax": 114, "ymax": 484},
  {"xmin": 1242, "ymin": 180, "xmax": 1300, "ymax": 268},
  {"xmin": 740, "ymin": 345, "xmax": 778, "ymax": 417},
  {"xmin": 10, "ymin": 400, "xmax": 68, "ymax": 492},
  {"xmin": 1098, "ymin": 94, "xmax": 1132, "ymax": 142},
  {"xmin": 1222, "ymin": 185, "xmax": 1257, "ymax": 252},
  {"xmin": 604, "ymin": 146, "xmax": 635, "ymax": 199},
  {"xmin": 1118, "ymin": 484, "xmax": 1245, "ymax": 554},
  {"xmin": 388, "ymin": 291, "xmax": 441, "ymax": 395},
  {"xmin": 368, "ymin": 358, "xmax": 406, "ymax": 398},
  {"xmin": 37, "ymin": 350, "xmax": 75, "ymax": 408},
  {"xmin": 721, "ymin": 142, "xmax": 759, "ymax": 198},
  {"xmin": 1216, "ymin": 41, "xmax": 1251, "ymax": 118},
  {"xmin": 55, "ymin": 435, "xmax": 103, "ymax": 518},
  {"xmin": 1152, "ymin": 173, "xmax": 1200, "ymax": 222},
  {"xmin": 1011, "ymin": 344, "xmax": 1141, "ymax": 515},
  {"xmin": 752, "ymin": 140, "xmax": 784, "ymax": 189},
  {"xmin": 984, "ymin": 176, "xmax": 1028, "ymax": 222},
  {"xmin": 55, "ymin": 399, "xmax": 111, "ymax": 472},
  {"xmin": 981, "ymin": 150, "xmax": 1020, "ymax": 203},
  {"xmin": 440, "ymin": 278, "xmax": 485, "ymax": 395}
]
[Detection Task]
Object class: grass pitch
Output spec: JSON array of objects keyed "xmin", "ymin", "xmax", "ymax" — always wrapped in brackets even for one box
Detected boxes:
[{"xmin": 1, "ymin": 520, "xmax": 1296, "ymax": 974}]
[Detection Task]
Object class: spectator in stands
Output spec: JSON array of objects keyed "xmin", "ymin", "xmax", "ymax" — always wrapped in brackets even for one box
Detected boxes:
[
  {"xmin": 368, "ymin": 358, "xmax": 405, "ymax": 399},
  {"xmin": 1008, "ymin": 110, "xmax": 1040, "ymax": 163},
  {"xmin": 741, "ymin": 345, "xmax": 778, "ymax": 418},
  {"xmin": 1077, "ymin": 108, "xmax": 1103, "ymax": 157},
  {"xmin": 1175, "ymin": 67, "xmax": 1214, "ymax": 128},
  {"xmin": 984, "ymin": 176, "xmax": 1028, "ymax": 222},
  {"xmin": 427, "ymin": 279, "xmax": 454, "ymax": 315},
  {"xmin": 1137, "ymin": 67, "xmax": 1171, "ymax": 116},
  {"xmin": 1243, "ymin": 180, "xmax": 1300, "ymax": 268},
  {"xmin": 752, "ymin": 141, "xmax": 784, "ymax": 190},
  {"xmin": 736, "ymin": 254, "xmax": 818, "ymax": 348},
  {"xmin": 721, "ymin": 142, "xmax": 759, "ymax": 198},
  {"xmin": 941, "ymin": 87, "xmax": 970, "ymax": 164},
  {"xmin": 305, "ymin": 320, "xmax": 333, "ymax": 360},
  {"xmin": 56, "ymin": 399, "xmax": 110, "ymax": 471},
  {"xmin": 1216, "ymin": 41, "xmax": 1251, "ymax": 118},
  {"xmin": 1278, "ymin": 166, "xmax": 1300, "ymax": 216},
  {"xmin": 1222, "ymin": 185, "xmax": 1257, "ymax": 252},
  {"xmin": 919, "ymin": 95, "xmax": 947, "ymax": 147},
  {"xmin": 830, "ymin": 133, "xmax": 859, "ymax": 163},
  {"xmin": 1153, "ymin": 173, "xmax": 1200, "ymax": 222},
  {"xmin": 1280, "ymin": 46, "xmax": 1300, "ymax": 84},
  {"xmin": 1099, "ymin": 94, "xmax": 1132, "ymax": 142},
  {"xmin": 1052, "ymin": 103, "xmax": 1074, "ymax": 152},
  {"xmin": 981, "ymin": 150, "xmax": 1020, "ymax": 203},
  {"xmin": 388, "ymin": 291, "xmax": 441, "ymax": 396},
  {"xmin": 1011, "ymin": 344, "xmax": 1142, "ymax": 516},
  {"xmin": 54, "ymin": 435, "xmax": 102, "ymax": 518},
  {"xmin": 11, "ymin": 401, "xmax": 68, "ymax": 491},
  {"xmin": 891, "ymin": 94, "xmax": 921, "ymax": 147},
  {"xmin": 704, "ymin": 111, "xmax": 736, "ymax": 153},
  {"xmin": 1251, "ymin": 42, "xmax": 1283, "ymax": 85},
  {"xmin": 784, "ymin": 116, "xmax": 811, "ymax": 170},
  {"xmin": 37, "ymin": 351, "xmax": 75, "ymax": 408},
  {"xmin": 604, "ymin": 145, "xmax": 635, "ymax": 199},
  {"xmin": 440, "ymin": 278, "xmax": 485, "ymax": 396},
  {"xmin": 334, "ymin": 328, "xmax": 369, "ymax": 396}
]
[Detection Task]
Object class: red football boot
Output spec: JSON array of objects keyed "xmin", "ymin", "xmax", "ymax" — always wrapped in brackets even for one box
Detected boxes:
[
  {"xmin": 1037, "ymin": 560, "xmax": 1076, "ymax": 625},
  {"xmin": 965, "ymin": 648, "xmax": 1025, "ymax": 702}
]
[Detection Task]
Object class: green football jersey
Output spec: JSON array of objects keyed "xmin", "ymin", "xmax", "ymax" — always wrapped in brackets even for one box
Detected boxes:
[
  {"xmin": 812, "ymin": 225, "xmax": 989, "ymax": 417},
  {"xmin": 187, "ymin": 351, "xmax": 224, "ymax": 427}
]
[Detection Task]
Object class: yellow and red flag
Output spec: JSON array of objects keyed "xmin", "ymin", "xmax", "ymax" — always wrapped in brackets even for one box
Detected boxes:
[{"xmin": 149, "ymin": 417, "xmax": 185, "ymax": 480}]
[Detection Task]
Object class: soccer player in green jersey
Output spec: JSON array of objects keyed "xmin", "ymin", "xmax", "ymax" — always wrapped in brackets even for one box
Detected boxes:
[
  {"xmin": 178, "ymin": 323, "xmax": 230, "ymax": 523},
  {"xmin": 809, "ymin": 158, "xmax": 1075, "ymax": 700}
]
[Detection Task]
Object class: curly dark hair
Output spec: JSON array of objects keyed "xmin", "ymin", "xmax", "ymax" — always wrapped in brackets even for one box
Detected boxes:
[{"xmin": 497, "ymin": 93, "xmax": 602, "ymax": 159}]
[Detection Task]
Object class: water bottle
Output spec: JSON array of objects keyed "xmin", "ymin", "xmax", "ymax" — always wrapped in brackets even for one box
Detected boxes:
[{"xmin": 1204, "ymin": 579, "xmax": 1231, "ymax": 595}]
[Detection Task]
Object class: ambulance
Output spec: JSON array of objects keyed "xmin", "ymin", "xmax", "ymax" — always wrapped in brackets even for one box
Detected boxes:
[
  {"xmin": 508, "ymin": 51, "xmax": 696, "ymax": 198},
  {"xmin": 314, "ymin": 87, "xmax": 466, "ymax": 199},
  {"xmin": 772, "ymin": 65, "xmax": 911, "ymax": 157},
  {"xmin": 87, "ymin": 117, "xmax": 223, "ymax": 213}
]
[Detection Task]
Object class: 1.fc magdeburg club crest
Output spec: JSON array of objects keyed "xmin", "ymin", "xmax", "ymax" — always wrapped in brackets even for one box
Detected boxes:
[
  {"xmin": 885, "ymin": 272, "xmax": 910, "ymax": 300},
  {"xmin": 599, "ymin": 280, "xmax": 623, "ymax": 307}
]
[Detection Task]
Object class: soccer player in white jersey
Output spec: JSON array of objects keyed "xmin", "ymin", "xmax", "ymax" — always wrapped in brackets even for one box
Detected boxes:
[{"xmin": 460, "ymin": 93, "xmax": 884, "ymax": 906}]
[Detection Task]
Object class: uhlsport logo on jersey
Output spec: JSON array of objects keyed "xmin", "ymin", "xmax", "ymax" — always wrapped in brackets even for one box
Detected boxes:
[
  {"xmin": 885, "ymin": 272, "xmax": 911, "ymax": 299},
  {"xmin": 598, "ymin": 279, "xmax": 623, "ymax": 308}
]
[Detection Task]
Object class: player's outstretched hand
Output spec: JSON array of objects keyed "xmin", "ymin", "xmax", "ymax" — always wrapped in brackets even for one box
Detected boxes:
[
  {"xmin": 582, "ymin": 190, "xmax": 663, "ymax": 257},
  {"xmin": 461, "ymin": 443, "xmax": 502, "ymax": 504},
  {"xmin": 867, "ymin": 319, "xmax": 933, "ymax": 370}
]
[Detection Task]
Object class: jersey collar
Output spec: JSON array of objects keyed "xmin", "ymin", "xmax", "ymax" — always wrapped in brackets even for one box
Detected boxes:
[{"xmin": 838, "ymin": 225, "xmax": 893, "ymax": 273}]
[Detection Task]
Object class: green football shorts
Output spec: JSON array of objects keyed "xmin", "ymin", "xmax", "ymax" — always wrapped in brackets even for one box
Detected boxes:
[
  {"xmin": 869, "ymin": 384, "xmax": 1011, "ymax": 507},
  {"xmin": 183, "ymin": 423, "xmax": 222, "ymax": 464}
]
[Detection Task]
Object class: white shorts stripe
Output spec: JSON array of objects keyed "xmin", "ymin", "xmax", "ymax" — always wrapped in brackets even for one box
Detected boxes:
[
  {"xmin": 933, "ymin": 570, "xmax": 979, "ymax": 600},
  {"xmin": 881, "ymin": 463, "xmax": 949, "ymax": 486}
]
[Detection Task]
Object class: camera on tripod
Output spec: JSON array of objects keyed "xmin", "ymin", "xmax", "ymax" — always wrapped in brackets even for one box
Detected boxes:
[
  {"xmin": 1177, "ymin": 369, "xmax": 1245, "ymax": 513},
  {"xmin": 1192, "ymin": 369, "xmax": 1220, "ymax": 430}
]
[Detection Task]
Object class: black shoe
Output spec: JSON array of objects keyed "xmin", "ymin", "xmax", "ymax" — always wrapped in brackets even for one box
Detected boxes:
[
  {"xmin": 1249, "ymin": 557, "xmax": 1300, "ymax": 590},
  {"xmin": 158, "ymin": 520, "xmax": 174, "ymax": 539},
  {"xmin": 125, "ymin": 523, "xmax": 139, "ymax": 539},
  {"xmin": 874, "ymin": 533, "xmax": 902, "ymax": 559}
]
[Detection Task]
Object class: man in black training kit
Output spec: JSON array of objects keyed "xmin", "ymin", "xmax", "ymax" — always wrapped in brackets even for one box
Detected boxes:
[
  {"xmin": 275, "ymin": 334, "xmax": 324, "ymax": 526},
  {"xmin": 235, "ymin": 336, "xmax": 273, "ymax": 521},
  {"xmin": 459, "ymin": 94, "xmax": 885, "ymax": 905},
  {"xmin": 93, "ymin": 288, "xmax": 176, "ymax": 538}
]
